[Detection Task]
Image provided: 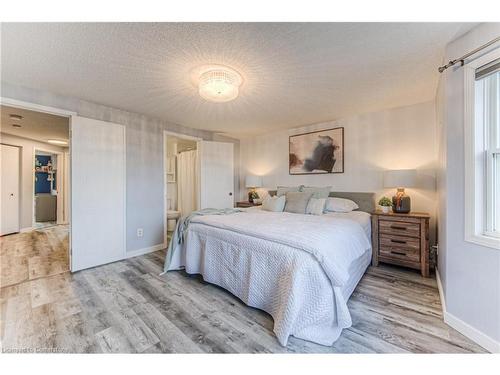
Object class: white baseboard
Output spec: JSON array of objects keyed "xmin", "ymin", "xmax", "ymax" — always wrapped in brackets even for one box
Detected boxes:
[
  {"xmin": 435, "ymin": 268, "xmax": 447, "ymax": 312},
  {"xmin": 436, "ymin": 268, "xmax": 500, "ymax": 353},
  {"xmin": 20, "ymin": 227, "xmax": 33, "ymax": 233},
  {"xmin": 125, "ymin": 242, "xmax": 167, "ymax": 259}
]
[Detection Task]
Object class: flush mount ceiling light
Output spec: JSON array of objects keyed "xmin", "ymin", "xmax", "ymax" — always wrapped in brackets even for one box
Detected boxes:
[
  {"xmin": 195, "ymin": 65, "xmax": 243, "ymax": 103},
  {"xmin": 47, "ymin": 139, "xmax": 68, "ymax": 146}
]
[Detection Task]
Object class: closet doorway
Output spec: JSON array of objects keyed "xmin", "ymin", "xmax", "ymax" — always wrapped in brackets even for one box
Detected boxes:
[{"xmin": 163, "ymin": 131, "xmax": 235, "ymax": 239}]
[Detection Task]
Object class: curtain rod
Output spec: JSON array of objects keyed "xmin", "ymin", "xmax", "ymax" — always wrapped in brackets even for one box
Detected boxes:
[{"xmin": 438, "ymin": 36, "xmax": 500, "ymax": 73}]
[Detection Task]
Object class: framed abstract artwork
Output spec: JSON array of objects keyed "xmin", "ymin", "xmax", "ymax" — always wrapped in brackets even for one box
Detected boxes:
[{"xmin": 289, "ymin": 127, "xmax": 344, "ymax": 175}]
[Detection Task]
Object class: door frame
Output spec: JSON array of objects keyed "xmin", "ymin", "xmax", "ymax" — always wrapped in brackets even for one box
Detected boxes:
[
  {"xmin": 163, "ymin": 130, "xmax": 202, "ymax": 241},
  {"xmin": 1, "ymin": 97, "xmax": 76, "ymax": 269},
  {"xmin": 0, "ymin": 143, "xmax": 21, "ymax": 235},
  {"xmin": 32, "ymin": 147, "xmax": 66, "ymax": 227}
]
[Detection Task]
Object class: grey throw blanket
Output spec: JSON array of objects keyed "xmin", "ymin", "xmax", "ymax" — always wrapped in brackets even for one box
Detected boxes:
[{"xmin": 162, "ymin": 208, "xmax": 242, "ymax": 273}]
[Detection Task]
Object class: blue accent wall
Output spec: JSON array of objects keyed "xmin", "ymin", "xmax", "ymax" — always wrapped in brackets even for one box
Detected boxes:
[{"xmin": 35, "ymin": 155, "xmax": 56, "ymax": 194}]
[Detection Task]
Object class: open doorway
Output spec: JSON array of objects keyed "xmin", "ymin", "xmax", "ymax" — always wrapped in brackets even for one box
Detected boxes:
[
  {"xmin": 33, "ymin": 149, "xmax": 67, "ymax": 229},
  {"xmin": 164, "ymin": 132, "xmax": 201, "ymax": 238},
  {"xmin": 163, "ymin": 131, "xmax": 235, "ymax": 245},
  {"xmin": 0, "ymin": 104, "xmax": 70, "ymax": 287}
]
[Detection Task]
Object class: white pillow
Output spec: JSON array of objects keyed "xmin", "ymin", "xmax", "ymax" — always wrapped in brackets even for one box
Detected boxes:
[
  {"xmin": 262, "ymin": 195, "xmax": 286, "ymax": 212},
  {"xmin": 325, "ymin": 197, "xmax": 359, "ymax": 212},
  {"xmin": 306, "ymin": 198, "xmax": 326, "ymax": 215}
]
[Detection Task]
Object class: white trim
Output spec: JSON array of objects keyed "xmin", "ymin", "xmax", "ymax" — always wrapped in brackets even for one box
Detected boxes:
[
  {"xmin": 464, "ymin": 48, "xmax": 500, "ymax": 251},
  {"xmin": 436, "ymin": 268, "xmax": 500, "ymax": 353},
  {"xmin": 125, "ymin": 242, "xmax": 167, "ymax": 259},
  {"xmin": 435, "ymin": 267, "xmax": 447, "ymax": 313},
  {"xmin": 163, "ymin": 132, "xmax": 168, "ymax": 247},
  {"xmin": 444, "ymin": 313, "xmax": 500, "ymax": 353},
  {"xmin": 123, "ymin": 127, "xmax": 127, "ymax": 261},
  {"xmin": 465, "ymin": 232, "xmax": 500, "ymax": 248},
  {"xmin": 0, "ymin": 97, "xmax": 76, "ymax": 117},
  {"xmin": 163, "ymin": 130, "xmax": 202, "ymax": 142},
  {"xmin": 20, "ymin": 226, "xmax": 33, "ymax": 233}
]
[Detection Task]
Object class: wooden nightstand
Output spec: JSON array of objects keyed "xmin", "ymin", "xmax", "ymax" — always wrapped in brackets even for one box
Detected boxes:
[
  {"xmin": 235, "ymin": 201, "xmax": 262, "ymax": 208},
  {"xmin": 371, "ymin": 210, "xmax": 430, "ymax": 277}
]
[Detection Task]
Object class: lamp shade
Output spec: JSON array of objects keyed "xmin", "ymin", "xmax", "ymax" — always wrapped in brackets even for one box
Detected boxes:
[
  {"xmin": 383, "ymin": 169, "xmax": 417, "ymax": 188},
  {"xmin": 245, "ymin": 175, "xmax": 262, "ymax": 188}
]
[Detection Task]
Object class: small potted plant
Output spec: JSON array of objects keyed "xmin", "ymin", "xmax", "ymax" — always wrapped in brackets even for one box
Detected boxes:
[{"xmin": 378, "ymin": 196, "xmax": 392, "ymax": 213}]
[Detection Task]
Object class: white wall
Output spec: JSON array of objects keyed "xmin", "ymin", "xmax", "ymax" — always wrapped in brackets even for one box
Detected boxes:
[
  {"xmin": 0, "ymin": 133, "xmax": 66, "ymax": 230},
  {"xmin": 240, "ymin": 100, "xmax": 438, "ymax": 244},
  {"xmin": 437, "ymin": 23, "xmax": 500, "ymax": 351}
]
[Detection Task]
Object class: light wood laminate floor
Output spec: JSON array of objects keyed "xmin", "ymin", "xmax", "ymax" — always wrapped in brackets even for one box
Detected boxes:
[
  {"xmin": 0, "ymin": 229, "xmax": 486, "ymax": 353},
  {"xmin": 0, "ymin": 225, "xmax": 69, "ymax": 288}
]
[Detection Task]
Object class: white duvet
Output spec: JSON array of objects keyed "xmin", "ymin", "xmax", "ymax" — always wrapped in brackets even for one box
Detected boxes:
[{"xmin": 167, "ymin": 210, "xmax": 372, "ymax": 346}]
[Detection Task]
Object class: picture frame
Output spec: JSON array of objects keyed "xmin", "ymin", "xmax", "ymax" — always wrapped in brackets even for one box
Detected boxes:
[{"xmin": 289, "ymin": 127, "xmax": 344, "ymax": 175}]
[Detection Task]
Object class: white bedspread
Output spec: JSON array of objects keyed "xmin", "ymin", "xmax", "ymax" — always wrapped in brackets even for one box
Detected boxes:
[{"xmin": 167, "ymin": 210, "xmax": 371, "ymax": 346}]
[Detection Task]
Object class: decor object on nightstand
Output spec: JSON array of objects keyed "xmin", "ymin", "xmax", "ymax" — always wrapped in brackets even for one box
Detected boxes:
[
  {"xmin": 245, "ymin": 174, "xmax": 262, "ymax": 203},
  {"xmin": 378, "ymin": 196, "xmax": 392, "ymax": 213},
  {"xmin": 383, "ymin": 169, "xmax": 417, "ymax": 213},
  {"xmin": 371, "ymin": 210, "xmax": 430, "ymax": 277}
]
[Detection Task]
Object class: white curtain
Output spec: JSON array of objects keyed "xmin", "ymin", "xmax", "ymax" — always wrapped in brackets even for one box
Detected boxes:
[{"xmin": 177, "ymin": 150, "xmax": 199, "ymax": 216}]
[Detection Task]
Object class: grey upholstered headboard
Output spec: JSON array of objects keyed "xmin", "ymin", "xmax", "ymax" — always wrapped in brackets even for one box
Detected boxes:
[{"xmin": 268, "ymin": 190, "xmax": 376, "ymax": 213}]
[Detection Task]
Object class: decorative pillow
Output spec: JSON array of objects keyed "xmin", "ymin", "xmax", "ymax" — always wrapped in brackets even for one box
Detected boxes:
[
  {"xmin": 276, "ymin": 185, "xmax": 303, "ymax": 196},
  {"xmin": 306, "ymin": 198, "xmax": 326, "ymax": 215},
  {"xmin": 325, "ymin": 197, "xmax": 359, "ymax": 212},
  {"xmin": 284, "ymin": 192, "xmax": 313, "ymax": 214},
  {"xmin": 301, "ymin": 186, "xmax": 332, "ymax": 199},
  {"xmin": 262, "ymin": 195, "xmax": 286, "ymax": 212}
]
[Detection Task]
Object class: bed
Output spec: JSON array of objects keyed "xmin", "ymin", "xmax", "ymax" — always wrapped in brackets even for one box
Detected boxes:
[{"xmin": 166, "ymin": 191, "xmax": 375, "ymax": 346}]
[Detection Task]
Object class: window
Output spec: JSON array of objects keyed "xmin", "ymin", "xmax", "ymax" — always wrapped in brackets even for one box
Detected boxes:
[
  {"xmin": 476, "ymin": 63, "xmax": 500, "ymax": 236},
  {"xmin": 464, "ymin": 49, "xmax": 500, "ymax": 249}
]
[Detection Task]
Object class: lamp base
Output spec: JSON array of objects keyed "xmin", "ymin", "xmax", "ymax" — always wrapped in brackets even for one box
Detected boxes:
[{"xmin": 392, "ymin": 189, "xmax": 411, "ymax": 214}]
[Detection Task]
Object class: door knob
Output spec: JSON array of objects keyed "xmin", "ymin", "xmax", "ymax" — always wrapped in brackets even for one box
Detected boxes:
[{"xmin": 229, "ymin": 192, "xmax": 233, "ymax": 196}]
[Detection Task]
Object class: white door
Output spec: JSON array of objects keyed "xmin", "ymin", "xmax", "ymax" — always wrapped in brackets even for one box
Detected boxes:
[
  {"xmin": 1, "ymin": 144, "xmax": 20, "ymax": 235},
  {"xmin": 71, "ymin": 116, "xmax": 126, "ymax": 271},
  {"xmin": 200, "ymin": 141, "xmax": 234, "ymax": 209}
]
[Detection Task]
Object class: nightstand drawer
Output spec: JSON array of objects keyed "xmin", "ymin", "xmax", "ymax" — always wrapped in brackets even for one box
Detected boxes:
[
  {"xmin": 379, "ymin": 220, "xmax": 420, "ymax": 238},
  {"xmin": 379, "ymin": 246, "xmax": 420, "ymax": 262},
  {"xmin": 379, "ymin": 233, "xmax": 420, "ymax": 261}
]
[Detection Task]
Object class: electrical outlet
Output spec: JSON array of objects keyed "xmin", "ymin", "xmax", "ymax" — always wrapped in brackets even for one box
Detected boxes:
[{"xmin": 137, "ymin": 228, "xmax": 143, "ymax": 237}]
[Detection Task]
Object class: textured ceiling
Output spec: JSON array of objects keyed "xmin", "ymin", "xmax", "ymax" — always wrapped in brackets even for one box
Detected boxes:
[
  {"xmin": 1, "ymin": 23, "xmax": 475, "ymax": 136},
  {"xmin": 1, "ymin": 105, "xmax": 69, "ymax": 144}
]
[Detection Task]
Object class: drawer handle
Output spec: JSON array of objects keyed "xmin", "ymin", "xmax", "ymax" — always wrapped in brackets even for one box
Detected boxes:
[
  {"xmin": 391, "ymin": 225, "xmax": 407, "ymax": 230},
  {"xmin": 390, "ymin": 239, "xmax": 407, "ymax": 244},
  {"xmin": 390, "ymin": 250, "xmax": 407, "ymax": 256}
]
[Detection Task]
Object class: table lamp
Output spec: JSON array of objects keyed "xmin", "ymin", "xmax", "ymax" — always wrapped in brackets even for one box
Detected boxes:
[
  {"xmin": 245, "ymin": 175, "xmax": 262, "ymax": 203},
  {"xmin": 383, "ymin": 169, "xmax": 417, "ymax": 213}
]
